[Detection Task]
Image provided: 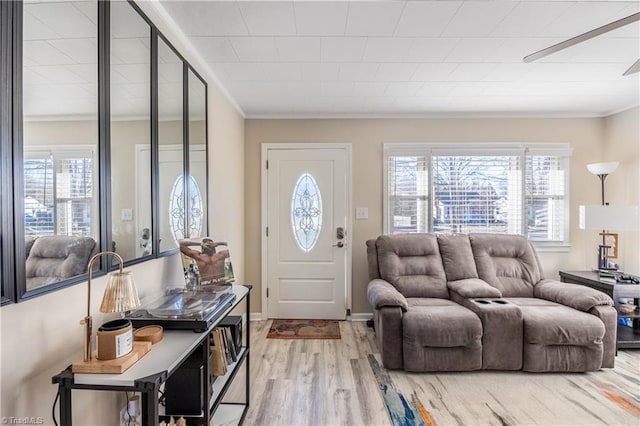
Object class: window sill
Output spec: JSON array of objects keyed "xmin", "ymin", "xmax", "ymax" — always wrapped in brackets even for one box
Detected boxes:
[{"xmin": 531, "ymin": 243, "xmax": 570, "ymax": 253}]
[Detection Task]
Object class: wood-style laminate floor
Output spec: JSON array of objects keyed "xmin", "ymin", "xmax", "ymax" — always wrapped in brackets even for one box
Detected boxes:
[{"xmin": 236, "ymin": 321, "xmax": 640, "ymax": 426}]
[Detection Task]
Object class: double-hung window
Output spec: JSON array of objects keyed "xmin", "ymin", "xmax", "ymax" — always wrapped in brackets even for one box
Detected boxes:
[
  {"xmin": 384, "ymin": 143, "xmax": 572, "ymax": 250},
  {"xmin": 24, "ymin": 147, "xmax": 96, "ymax": 238}
]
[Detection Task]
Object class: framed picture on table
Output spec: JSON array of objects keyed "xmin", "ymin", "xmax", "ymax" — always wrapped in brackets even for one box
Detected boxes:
[{"xmin": 600, "ymin": 232, "xmax": 618, "ymax": 259}]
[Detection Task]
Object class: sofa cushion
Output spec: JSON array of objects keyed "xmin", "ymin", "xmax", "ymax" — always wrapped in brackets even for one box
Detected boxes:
[
  {"xmin": 469, "ymin": 234, "xmax": 541, "ymax": 297},
  {"xmin": 505, "ymin": 298, "xmax": 605, "ymax": 345},
  {"xmin": 375, "ymin": 234, "xmax": 448, "ymax": 298},
  {"xmin": 437, "ymin": 234, "xmax": 478, "ymax": 281},
  {"xmin": 26, "ymin": 236, "xmax": 96, "ymax": 282},
  {"xmin": 403, "ymin": 299, "xmax": 482, "ymax": 347},
  {"xmin": 447, "ymin": 278, "xmax": 502, "ymax": 298},
  {"xmin": 406, "ymin": 298, "xmax": 453, "ymax": 308},
  {"xmin": 534, "ymin": 279, "xmax": 613, "ymax": 311}
]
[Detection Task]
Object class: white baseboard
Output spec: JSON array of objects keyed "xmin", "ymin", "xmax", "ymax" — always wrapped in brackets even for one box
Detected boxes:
[
  {"xmin": 349, "ymin": 313, "xmax": 373, "ymax": 321},
  {"xmin": 249, "ymin": 312, "xmax": 372, "ymax": 321}
]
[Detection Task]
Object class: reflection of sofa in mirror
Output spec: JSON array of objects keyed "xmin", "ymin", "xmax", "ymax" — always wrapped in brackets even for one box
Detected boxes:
[{"xmin": 25, "ymin": 236, "xmax": 97, "ymax": 290}]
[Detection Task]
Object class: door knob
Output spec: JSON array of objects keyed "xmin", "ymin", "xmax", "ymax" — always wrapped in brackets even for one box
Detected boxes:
[{"xmin": 332, "ymin": 242, "xmax": 344, "ymax": 248}]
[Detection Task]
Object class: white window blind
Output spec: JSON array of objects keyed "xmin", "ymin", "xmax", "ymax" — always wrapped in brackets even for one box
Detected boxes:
[
  {"xmin": 525, "ymin": 155, "xmax": 566, "ymax": 242},
  {"xmin": 384, "ymin": 143, "xmax": 572, "ymax": 247},
  {"xmin": 432, "ymin": 155, "xmax": 522, "ymax": 235},
  {"xmin": 387, "ymin": 156, "xmax": 429, "ymax": 233},
  {"xmin": 24, "ymin": 148, "xmax": 95, "ymax": 237}
]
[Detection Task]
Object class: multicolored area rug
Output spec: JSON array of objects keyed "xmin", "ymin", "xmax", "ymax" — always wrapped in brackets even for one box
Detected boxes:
[{"xmin": 267, "ymin": 319, "xmax": 341, "ymax": 339}]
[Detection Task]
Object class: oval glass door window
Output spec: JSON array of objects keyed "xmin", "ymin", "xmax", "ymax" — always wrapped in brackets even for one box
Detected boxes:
[
  {"xmin": 169, "ymin": 174, "xmax": 203, "ymax": 242},
  {"xmin": 291, "ymin": 173, "xmax": 323, "ymax": 252}
]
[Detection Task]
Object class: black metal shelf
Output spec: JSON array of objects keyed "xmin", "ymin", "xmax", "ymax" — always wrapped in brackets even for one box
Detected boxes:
[{"xmin": 52, "ymin": 285, "xmax": 252, "ymax": 426}]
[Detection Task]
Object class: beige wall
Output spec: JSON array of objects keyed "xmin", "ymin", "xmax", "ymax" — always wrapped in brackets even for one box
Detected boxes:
[
  {"xmin": 603, "ymin": 107, "xmax": 640, "ymax": 272},
  {"xmin": 1, "ymin": 256, "xmax": 184, "ymax": 424},
  {"xmin": 244, "ymin": 116, "xmax": 636, "ymax": 315},
  {"xmin": 208, "ymin": 83, "xmax": 245, "ymax": 286},
  {"xmin": 1, "ymin": 3, "xmax": 246, "ymax": 424}
]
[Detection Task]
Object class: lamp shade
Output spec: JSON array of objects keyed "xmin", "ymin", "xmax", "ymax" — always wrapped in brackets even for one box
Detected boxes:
[
  {"xmin": 99, "ymin": 271, "xmax": 140, "ymax": 313},
  {"xmin": 579, "ymin": 205, "xmax": 639, "ymax": 231},
  {"xmin": 586, "ymin": 162, "xmax": 619, "ymax": 175}
]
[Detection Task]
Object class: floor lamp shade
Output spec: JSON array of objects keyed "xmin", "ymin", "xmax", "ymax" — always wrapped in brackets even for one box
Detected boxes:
[
  {"xmin": 579, "ymin": 205, "xmax": 639, "ymax": 231},
  {"xmin": 586, "ymin": 162, "xmax": 619, "ymax": 176}
]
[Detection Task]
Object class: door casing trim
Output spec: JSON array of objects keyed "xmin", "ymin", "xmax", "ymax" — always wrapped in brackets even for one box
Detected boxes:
[{"xmin": 261, "ymin": 143, "xmax": 353, "ymax": 320}]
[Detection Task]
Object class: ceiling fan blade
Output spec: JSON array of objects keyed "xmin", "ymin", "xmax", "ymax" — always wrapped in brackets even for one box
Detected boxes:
[
  {"xmin": 623, "ymin": 59, "xmax": 640, "ymax": 76},
  {"xmin": 523, "ymin": 12, "xmax": 640, "ymax": 63}
]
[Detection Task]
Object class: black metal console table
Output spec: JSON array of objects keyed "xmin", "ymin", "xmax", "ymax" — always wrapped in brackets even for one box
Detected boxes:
[{"xmin": 52, "ymin": 285, "xmax": 252, "ymax": 425}]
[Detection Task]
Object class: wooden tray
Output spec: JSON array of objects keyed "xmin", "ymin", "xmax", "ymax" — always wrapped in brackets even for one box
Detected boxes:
[{"xmin": 72, "ymin": 341, "xmax": 152, "ymax": 374}]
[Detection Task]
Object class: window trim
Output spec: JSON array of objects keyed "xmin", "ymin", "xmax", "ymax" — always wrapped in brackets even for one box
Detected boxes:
[{"xmin": 383, "ymin": 143, "xmax": 572, "ymax": 251}]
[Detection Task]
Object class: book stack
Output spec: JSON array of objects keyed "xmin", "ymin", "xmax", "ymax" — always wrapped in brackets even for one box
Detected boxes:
[{"xmin": 209, "ymin": 325, "xmax": 240, "ymax": 377}]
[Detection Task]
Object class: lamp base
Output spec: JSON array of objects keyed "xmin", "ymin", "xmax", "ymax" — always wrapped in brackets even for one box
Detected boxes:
[{"xmin": 71, "ymin": 341, "xmax": 151, "ymax": 374}]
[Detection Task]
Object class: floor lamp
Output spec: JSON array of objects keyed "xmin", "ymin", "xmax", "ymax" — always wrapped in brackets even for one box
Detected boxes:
[{"xmin": 584, "ymin": 162, "xmax": 619, "ymax": 270}]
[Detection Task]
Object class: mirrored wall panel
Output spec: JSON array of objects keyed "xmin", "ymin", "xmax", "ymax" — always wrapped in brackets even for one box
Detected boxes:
[
  {"xmin": 188, "ymin": 69, "xmax": 207, "ymax": 238},
  {"xmin": 157, "ymin": 37, "xmax": 184, "ymax": 253},
  {"xmin": 110, "ymin": 1, "xmax": 152, "ymax": 262},
  {"xmin": 22, "ymin": 0, "xmax": 99, "ymax": 292},
  {"xmin": 2, "ymin": 1, "xmax": 210, "ymax": 304}
]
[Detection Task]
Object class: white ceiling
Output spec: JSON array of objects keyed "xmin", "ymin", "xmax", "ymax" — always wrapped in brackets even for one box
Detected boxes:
[
  {"xmin": 22, "ymin": 0, "xmax": 207, "ymax": 120},
  {"xmin": 158, "ymin": 0, "xmax": 640, "ymax": 118}
]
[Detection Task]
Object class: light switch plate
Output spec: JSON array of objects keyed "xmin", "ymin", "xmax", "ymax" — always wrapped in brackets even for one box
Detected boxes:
[
  {"xmin": 121, "ymin": 208, "xmax": 133, "ymax": 221},
  {"xmin": 355, "ymin": 207, "xmax": 368, "ymax": 220}
]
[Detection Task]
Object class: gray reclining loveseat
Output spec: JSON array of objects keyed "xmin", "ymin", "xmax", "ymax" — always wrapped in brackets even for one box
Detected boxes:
[{"xmin": 366, "ymin": 233, "xmax": 616, "ymax": 372}]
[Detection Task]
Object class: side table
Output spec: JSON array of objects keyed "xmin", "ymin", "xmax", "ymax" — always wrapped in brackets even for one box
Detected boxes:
[{"xmin": 559, "ymin": 271, "xmax": 640, "ymax": 349}]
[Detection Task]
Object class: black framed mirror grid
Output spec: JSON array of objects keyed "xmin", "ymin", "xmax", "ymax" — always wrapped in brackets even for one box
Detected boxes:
[
  {"xmin": 1, "ymin": 1, "xmax": 17, "ymax": 305},
  {"xmin": 0, "ymin": 0, "xmax": 209, "ymax": 304},
  {"xmin": 21, "ymin": 0, "xmax": 100, "ymax": 296},
  {"xmin": 157, "ymin": 36, "xmax": 184, "ymax": 254},
  {"xmin": 110, "ymin": 1, "xmax": 152, "ymax": 263},
  {"xmin": 187, "ymin": 68, "xmax": 208, "ymax": 240}
]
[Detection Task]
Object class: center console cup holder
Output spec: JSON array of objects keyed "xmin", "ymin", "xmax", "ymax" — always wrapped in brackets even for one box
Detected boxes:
[{"xmin": 473, "ymin": 299, "xmax": 509, "ymax": 305}]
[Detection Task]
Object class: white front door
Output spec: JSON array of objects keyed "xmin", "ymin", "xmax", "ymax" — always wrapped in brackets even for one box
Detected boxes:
[{"xmin": 264, "ymin": 145, "xmax": 350, "ymax": 320}]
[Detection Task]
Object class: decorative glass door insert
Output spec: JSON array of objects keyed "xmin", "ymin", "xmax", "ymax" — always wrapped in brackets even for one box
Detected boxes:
[{"xmin": 290, "ymin": 173, "xmax": 322, "ymax": 252}]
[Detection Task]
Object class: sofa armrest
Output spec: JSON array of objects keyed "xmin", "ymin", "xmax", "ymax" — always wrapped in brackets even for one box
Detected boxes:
[
  {"xmin": 534, "ymin": 279, "xmax": 613, "ymax": 311},
  {"xmin": 447, "ymin": 278, "xmax": 502, "ymax": 299},
  {"xmin": 589, "ymin": 305, "xmax": 617, "ymax": 368},
  {"xmin": 367, "ymin": 279, "xmax": 408, "ymax": 312}
]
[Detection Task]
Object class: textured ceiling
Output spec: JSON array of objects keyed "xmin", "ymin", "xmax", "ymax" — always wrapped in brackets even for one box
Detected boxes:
[
  {"xmin": 160, "ymin": 0, "xmax": 640, "ymax": 117},
  {"xmin": 22, "ymin": 1, "xmax": 640, "ymax": 119}
]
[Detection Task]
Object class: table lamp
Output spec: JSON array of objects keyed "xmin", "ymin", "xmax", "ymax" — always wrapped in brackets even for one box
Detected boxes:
[
  {"xmin": 82, "ymin": 251, "xmax": 140, "ymax": 362},
  {"xmin": 579, "ymin": 205, "xmax": 639, "ymax": 270}
]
